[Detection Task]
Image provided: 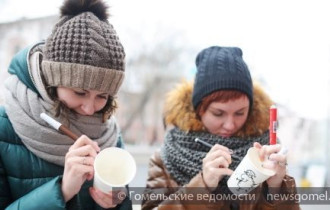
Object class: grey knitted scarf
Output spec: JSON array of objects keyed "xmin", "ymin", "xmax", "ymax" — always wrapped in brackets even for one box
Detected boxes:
[
  {"xmin": 4, "ymin": 49, "xmax": 119, "ymax": 166},
  {"xmin": 161, "ymin": 127, "xmax": 269, "ymax": 190}
]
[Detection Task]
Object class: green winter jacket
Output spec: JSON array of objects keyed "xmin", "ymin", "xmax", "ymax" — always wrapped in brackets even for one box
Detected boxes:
[{"xmin": 0, "ymin": 44, "xmax": 132, "ymax": 210}]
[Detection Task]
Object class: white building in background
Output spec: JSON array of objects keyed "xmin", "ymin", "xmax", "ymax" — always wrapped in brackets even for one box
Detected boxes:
[
  {"xmin": 0, "ymin": 15, "xmax": 58, "ymax": 102},
  {"xmin": 276, "ymin": 104, "xmax": 328, "ymax": 187}
]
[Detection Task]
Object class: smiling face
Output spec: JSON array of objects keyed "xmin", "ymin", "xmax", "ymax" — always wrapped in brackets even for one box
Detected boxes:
[
  {"xmin": 199, "ymin": 91, "xmax": 250, "ymax": 138},
  {"xmin": 56, "ymin": 87, "xmax": 109, "ymax": 116}
]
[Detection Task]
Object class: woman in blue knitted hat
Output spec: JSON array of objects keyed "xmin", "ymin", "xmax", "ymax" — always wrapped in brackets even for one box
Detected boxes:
[
  {"xmin": 142, "ymin": 46, "xmax": 299, "ymax": 210},
  {"xmin": 0, "ymin": 0, "xmax": 132, "ymax": 209}
]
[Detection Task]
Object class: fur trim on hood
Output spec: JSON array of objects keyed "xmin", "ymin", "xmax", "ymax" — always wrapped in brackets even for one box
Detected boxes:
[{"xmin": 164, "ymin": 80, "xmax": 273, "ymax": 137}]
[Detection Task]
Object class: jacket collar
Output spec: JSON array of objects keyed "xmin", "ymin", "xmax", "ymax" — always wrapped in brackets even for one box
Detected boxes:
[
  {"xmin": 7, "ymin": 42, "xmax": 45, "ymax": 97},
  {"xmin": 163, "ymin": 81, "xmax": 273, "ymax": 137}
]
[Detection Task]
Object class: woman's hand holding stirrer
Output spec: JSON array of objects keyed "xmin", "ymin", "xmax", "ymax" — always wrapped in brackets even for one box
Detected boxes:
[
  {"xmin": 40, "ymin": 113, "xmax": 100, "ymax": 202},
  {"xmin": 194, "ymin": 138, "xmax": 234, "ymax": 191}
]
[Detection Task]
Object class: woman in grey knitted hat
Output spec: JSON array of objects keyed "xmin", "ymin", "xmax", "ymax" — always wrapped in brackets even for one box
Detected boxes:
[
  {"xmin": 141, "ymin": 46, "xmax": 300, "ymax": 210},
  {"xmin": 0, "ymin": 0, "xmax": 132, "ymax": 209}
]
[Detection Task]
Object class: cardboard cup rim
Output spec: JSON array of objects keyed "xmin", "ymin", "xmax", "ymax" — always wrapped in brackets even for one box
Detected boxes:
[
  {"xmin": 94, "ymin": 147, "xmax": 137, "ymax": 187},
  {"xmin": 247, "ymin": 147, "xmax": 276, "ymax": 177}
]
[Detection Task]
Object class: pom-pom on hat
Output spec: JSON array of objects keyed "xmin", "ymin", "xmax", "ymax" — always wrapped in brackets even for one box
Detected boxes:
[
  {"xmin": 42, "ymin": 0, "xmax": 125, "ymax": 96},
  {"xmin": 192, "ymin": 46, "xmax": 253, "ymax": 110}
]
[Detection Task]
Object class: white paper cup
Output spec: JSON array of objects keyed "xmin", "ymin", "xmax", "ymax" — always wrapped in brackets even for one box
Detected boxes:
[
  {"xmin": 227, "ymin": 147, "xmax": 275, "ymax": 195},
  {"xmin": 93, "ymin": 147, "xmax": 136, "ymax": 193}
]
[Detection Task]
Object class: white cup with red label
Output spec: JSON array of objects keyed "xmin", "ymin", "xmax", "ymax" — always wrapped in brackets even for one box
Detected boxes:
[{"xmin": 93, "ymin": 147, "xmax": 137, "ymax": 193}]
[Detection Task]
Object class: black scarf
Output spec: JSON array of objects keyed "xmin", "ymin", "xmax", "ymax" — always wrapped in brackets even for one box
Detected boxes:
[{"xmin": 161, "ymin": 127, "xmax": 269, "ymax": 192}]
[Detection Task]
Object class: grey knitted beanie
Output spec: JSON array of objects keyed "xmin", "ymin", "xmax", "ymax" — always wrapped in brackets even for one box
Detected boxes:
[
  {"xmin": 192, "ymin": 46, "xmax": 253, "ymax": 110},
  {"xmin": 41, "ymin": 0, "xmax": 125, "ymax": 96}
]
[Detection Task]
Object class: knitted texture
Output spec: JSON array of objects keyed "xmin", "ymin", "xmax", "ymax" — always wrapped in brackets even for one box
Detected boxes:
[
  {"xmin": 42, "ymin": 0, "xmax": 125, "ymax": 96},
  {"xmin": 192, "ymin": 46, "xmax": 253, "ymax": 110},
  {"xmin": 161, "ymin": 127, "xmax": 269, "ymax": 192},
  {"xmin": 4, "ymin": 74, "xmax": 119, "ymax": 166}
]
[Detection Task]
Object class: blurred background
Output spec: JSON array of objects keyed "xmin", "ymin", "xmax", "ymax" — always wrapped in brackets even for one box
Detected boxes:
[{"xmin": 1, "ymin": 0, "xmax": 330, "ymax": 209}]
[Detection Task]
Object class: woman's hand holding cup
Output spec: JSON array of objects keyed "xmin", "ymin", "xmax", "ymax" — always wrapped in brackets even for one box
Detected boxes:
[
  {"xmin": 253, "ymin": 142, "xmax": 287, "ymax": 188},
  {"xmin": 89, "ymin": 187, "xmax": 126, "ymax": 209}
]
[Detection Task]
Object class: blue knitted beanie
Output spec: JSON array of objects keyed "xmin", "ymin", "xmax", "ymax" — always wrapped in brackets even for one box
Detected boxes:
[{"xmin": 192, "ymin": 46, "xmax": 253, "ymax": 110}]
